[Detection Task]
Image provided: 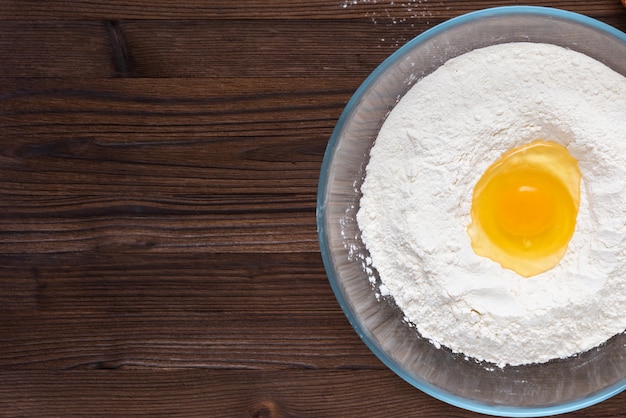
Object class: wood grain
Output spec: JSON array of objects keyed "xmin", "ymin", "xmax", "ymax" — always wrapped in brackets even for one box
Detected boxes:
[
  {"xmin": 0, "ymin": 252, "xmax": 380, "ymax": 370},
  {"xmin": 1, "ymin": 0, "xmax": 626, "ymax": 416},
  {"xmin": 1, "ymin": 78, "xmax": 354, "ymax": 253},
  {"xmin": 118, "ymin": 20, "xmax": 430, "ymax": 78},
  {"xmin": 0, "ymin": 370, "xmax": 624, "ymax": 417},
  {"xmin": 0, "ymin": 21, "xmax": 117, "ymax": 78},
  {"xmin": 1, "ymin": 0, "xmax": 625, "ymax": 20},
  {"xmin": 3, "ymin": 16, "xmax": 626, "ymax": 78},
  {"xmin": 0, "ymin": 370, "xmax": 487, "ymax": 417},
  {"xmin": 0, "ymin": 20, "xmax": 431, "ymax": 78}
]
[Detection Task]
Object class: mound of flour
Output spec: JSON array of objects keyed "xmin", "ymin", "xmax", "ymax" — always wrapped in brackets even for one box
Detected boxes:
[{"xmin": 357, "ymin": 42, "xmax": 626, "ymax": 366}]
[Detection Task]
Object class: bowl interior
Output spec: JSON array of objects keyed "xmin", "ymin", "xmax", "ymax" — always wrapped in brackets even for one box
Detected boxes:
[{"xmin": 318, "ymin": 7, "xmax": 626, "ymax": 417}]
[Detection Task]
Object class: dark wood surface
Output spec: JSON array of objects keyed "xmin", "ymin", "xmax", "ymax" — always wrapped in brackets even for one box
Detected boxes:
[{"xmin": 1, "ymin": 1, "xmax": 625, "ymax": 416}]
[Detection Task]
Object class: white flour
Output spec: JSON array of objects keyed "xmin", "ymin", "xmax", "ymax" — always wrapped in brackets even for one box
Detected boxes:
[{"xmin": 357, "ymin": 42, "xmax": 626, "ymax": 366}]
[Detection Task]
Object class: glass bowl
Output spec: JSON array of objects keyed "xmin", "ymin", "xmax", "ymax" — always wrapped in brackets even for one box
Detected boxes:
[{"xmin": 317, "ymin": 6, "xmax": 626, "ymax": 417}]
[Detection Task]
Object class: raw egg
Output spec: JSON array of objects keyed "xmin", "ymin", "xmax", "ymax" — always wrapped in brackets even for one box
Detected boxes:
[{"xmin": 467, "ymin": 140, "xmax": 581, "ymax": 277}]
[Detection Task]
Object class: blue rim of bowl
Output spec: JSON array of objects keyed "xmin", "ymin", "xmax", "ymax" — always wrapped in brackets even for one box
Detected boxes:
[{"xmin": 317, "ymin": 5, "xmax": 626, "ymax": 417}]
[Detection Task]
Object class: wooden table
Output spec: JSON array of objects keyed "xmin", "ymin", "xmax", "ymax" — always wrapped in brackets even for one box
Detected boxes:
[{"xmin": 1, "ymin": 1, "xmax": 625, "ymax": 416}]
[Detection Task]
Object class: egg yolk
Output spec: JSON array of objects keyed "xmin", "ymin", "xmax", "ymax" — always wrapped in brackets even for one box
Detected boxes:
[{"xmin": 467, "ymin": 140, "xmax": 581, "ymax": 277}]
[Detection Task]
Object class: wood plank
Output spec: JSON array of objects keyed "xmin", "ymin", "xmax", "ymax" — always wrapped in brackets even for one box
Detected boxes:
[
  {"xmin": 0, "ymin": 19, "xmax": 429, "ymax": 78},
  {"xmin": 0, "ymin": 186, "xmax": 320, "ymax": 252},
  {"xmin": 79, "ymin": 17, "xmax": 626, "ymax": 77},
  {"xmin": 1, "ymin": 0, "xmax": 624, "ymax": 20},
  {"xmin": 0, "ymin": 370, "xmax": 472, "ymax": 417},
  {"xmin": 0, "ymin": 252, "xmax": 379, "ymax": 370},
  {"xmin": 0, "ymin": 370, "xmax": 622, "ymax": 417},
  {"xmin": 3, "ymin": 15, "xmax": 625, "ymax": 78},
  {"xmin": 0, "ymin": 210, "xmax": 319, "ymax": 253},
  {"xmin": 118, "ymin": 19, "xmax": 432, "ymax": 78},
  {"xmin": 0, "ymin": 21, "xmax": 116, "ymax": 78},
  {"xmin": 2, "ymin": 77, "xmax": 353, "ymax": 149},
  {"xmin": 1, "ymin": 77, "xmax": 357, "ymax": 253},
  {"xmin": 120, "ymin": 15, "xmax": 626, "ymax": 78}
]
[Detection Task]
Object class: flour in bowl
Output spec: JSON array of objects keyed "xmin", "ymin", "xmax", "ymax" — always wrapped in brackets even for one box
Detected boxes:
[{"xmin": 357, "ymin": 42, "xmax": 626, "ymax": 366}]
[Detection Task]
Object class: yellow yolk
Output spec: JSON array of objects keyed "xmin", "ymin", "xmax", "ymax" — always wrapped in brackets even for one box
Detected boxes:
[{"xmin": 467, "ymin": 140, "xmax": 581, "ymax": 277}]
